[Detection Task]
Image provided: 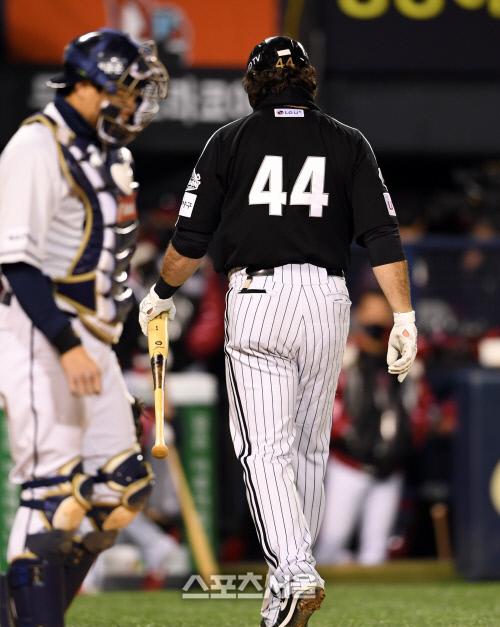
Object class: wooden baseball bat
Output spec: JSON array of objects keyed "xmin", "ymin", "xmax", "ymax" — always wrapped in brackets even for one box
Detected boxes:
[
  {"xmin": 165, "ymin": 443, "xmax": 220, "ymax": 586},
  {"xmin": 148, "ymin": 313, "xmax": 169, "ymax": 459}
]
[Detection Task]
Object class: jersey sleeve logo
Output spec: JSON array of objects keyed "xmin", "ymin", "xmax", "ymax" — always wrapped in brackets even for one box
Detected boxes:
[
  {"xmin": 378, "ymin": 168, "xmax": 389, "ymax": 192},
  {"xmin": 186, "ymin": 169, "xmax": 201, "ymax": 191},
  {"xmin": 384, "ymin": 192, "xmax": 396, "ymax": 216},
  {"xmin": 179, "ymin": 191, "xmax": 197, "ymax": 218}
]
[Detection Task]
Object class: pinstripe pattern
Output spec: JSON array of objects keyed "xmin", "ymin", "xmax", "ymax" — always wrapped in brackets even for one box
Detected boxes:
[{"xmin": 225, "ymin": 263, "xmax": 350, "ymax": 621}]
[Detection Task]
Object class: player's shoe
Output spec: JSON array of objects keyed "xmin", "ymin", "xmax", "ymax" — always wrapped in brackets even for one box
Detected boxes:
[{"xmin": 270, "ymin": 583, "xmax": 325, "ymax": 627}]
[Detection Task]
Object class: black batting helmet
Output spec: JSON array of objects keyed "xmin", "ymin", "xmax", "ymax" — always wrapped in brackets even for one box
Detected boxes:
[{"xmin": 246, "ymin": 36, "xmax": 310, "ymax": 73}]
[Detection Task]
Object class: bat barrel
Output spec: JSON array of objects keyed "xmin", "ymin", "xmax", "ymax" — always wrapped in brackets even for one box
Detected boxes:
[
  {"xmin": 148, "ymin": 314, "xmax": 169, "ymax": 459},
  {"xmin": 152, "ymin": 388, "xmax": 169, "ymax": 458}
]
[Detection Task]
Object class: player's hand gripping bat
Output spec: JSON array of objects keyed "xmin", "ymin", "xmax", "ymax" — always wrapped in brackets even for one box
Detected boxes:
[{"xmin": 148, "ymin": 313, "xmax": 169, "ymax": 459}]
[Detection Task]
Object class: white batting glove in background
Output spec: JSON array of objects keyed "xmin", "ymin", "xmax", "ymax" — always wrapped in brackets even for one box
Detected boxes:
[
  {"xmin": 387, "ymin": 310, "xmax": 417, "ymax": 383},
  {"xmin": 139, "ymin": 285, "xmax": 176, "ymax": 336}
]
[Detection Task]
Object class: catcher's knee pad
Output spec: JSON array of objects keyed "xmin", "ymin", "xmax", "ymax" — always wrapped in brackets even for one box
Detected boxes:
[
  {"xmin": 89, "ymin": 445, "xmax": 154, "ymax": 532},
  {"xmin": 7, "ymin": 558, "xmax": 65, "ymax": 627},
  {"xmin": 25, "ymin": 529, "xmax": 74, "ymax": 564},
  {"xmin": 21, "ymin": 457, "xmax": 92, "ymax": 532}
]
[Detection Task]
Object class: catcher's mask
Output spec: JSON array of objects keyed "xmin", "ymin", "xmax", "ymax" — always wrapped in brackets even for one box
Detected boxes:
[{"xmin": 48, "ymin": 28, "xmax": 169, "ymax": 146}]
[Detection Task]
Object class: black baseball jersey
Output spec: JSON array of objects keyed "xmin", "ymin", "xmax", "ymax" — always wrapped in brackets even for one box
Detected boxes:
[{"xmin": 175, "ymin": 86, "xmax": 399, "ymax": 274}]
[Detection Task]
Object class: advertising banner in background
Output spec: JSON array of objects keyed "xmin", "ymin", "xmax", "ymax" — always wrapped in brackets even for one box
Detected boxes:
[
  {"xmin": 3, "ymin": 0, "xmax": 500, "ymax": 155},
  {"xmin": 0, "ymin": 65, "xmax": 252, "ymax": 155},
  {"xmin": 321, "ymin": 0, "xmax": 500, "ymax": 74},
  {"xmin": 5, "ymin": 0, "xmax": 279, "ymax": 69},
  {"xmin": 0, "ymin": 409, "xmax": 18, "ymax": 572}
]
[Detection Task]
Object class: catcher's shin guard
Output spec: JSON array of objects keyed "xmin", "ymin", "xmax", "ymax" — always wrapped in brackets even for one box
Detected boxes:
[
  {"xmin": 63, "ymin": 542, "xmax": 98, "ymax": 610},
  {"xmin": 61, "ymin": 447, "xmax": 153, "ymax": 609},
  {"xmin": 63, "ymin": 531, "xmax": 118, "ymax": 610},
  {"xmin": 7, "ymin": 558, "xmax": 65, "ymax": 627},
  {"xmin": 1, "ymin": 572, "xmax": 15, "ymax": 627}
]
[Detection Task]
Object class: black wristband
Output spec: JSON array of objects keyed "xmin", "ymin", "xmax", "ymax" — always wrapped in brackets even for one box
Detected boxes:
[
  {"xmin": 155, "ymin": 276, "xmax": 181, "ymax": 299},
  {"xmin": 53, "ymin": 323, "xmax": 82, "ymax": 355}
]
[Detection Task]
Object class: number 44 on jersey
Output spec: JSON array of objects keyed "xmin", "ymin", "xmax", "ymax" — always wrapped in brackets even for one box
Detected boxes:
[{"xmin": 249, "ymin": 156, "xmax": 329, "ymax": 217}]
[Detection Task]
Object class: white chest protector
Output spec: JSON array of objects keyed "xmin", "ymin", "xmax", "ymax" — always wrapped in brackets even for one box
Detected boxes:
[{"xmin": 24, "ymin": 110, "xmax": 139, "ymax": 343}]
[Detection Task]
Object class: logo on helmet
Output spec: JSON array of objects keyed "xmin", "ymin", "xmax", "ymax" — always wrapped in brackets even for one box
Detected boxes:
[
  {"xmin": 97, "ymin": 57, "xmax": 127, "ymax": 76},
  {"xmin": 248, "ymin": 54, "xmax": 261, "ymax": 71}
]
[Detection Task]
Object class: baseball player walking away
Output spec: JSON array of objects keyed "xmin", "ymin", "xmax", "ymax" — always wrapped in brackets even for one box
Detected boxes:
[
  {"xmin": 139, "ymin": 36, "xmax": 417, "ymax": 627},
  {"xmin": 0, "ymin": 29, "xmax": 168, "ymax": 627}
]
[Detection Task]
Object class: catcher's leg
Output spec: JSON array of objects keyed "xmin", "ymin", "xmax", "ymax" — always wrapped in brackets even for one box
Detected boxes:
[
  {"xmin": 8, "ymin": 558, "xmax": 66, "ymax": 627},
  {"xmin": 6, "ymin": 457, "xmax": 89, "ymax": 627},
  {"xmin": 61, "ymin": 332, "xmax": 151, "ymax": 608},
  {"xmin": 0, "ymin": 572, "xmax": 15, "ymax": 627},
  {"xmin": 63, "ymin": 445, "xmax": 154, "ymax": 608}
]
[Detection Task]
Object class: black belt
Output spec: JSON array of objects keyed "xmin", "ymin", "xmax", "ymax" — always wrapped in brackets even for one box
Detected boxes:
[{"xmin": 245, "ymin": 267, "xmax": 344, "ymax": 278}]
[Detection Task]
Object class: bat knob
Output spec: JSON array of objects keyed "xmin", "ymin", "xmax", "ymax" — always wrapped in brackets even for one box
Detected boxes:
[{"xmin": 152, "ymin": 444, "xmax": 169, "ymax": 459}]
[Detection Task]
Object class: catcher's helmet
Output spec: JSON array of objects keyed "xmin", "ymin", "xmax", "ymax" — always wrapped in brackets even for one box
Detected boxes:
[
  {"xmin": 246, "ymin": 36, "xmax": 310, "ymax": 72},
  {"xmin": 48, "ymin": 28, "xmax": 169, "ymax": 145}
]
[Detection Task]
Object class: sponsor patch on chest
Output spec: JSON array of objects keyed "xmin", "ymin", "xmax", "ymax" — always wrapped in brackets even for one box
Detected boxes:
[
  {"xmin": 274, "ymin": 108, "xmax": 304, "ymax": 117},
  {"xmin": 179, "ymin": 192, "xmax": 197, "ymax": 218},
  {"xmin": 384, "ymin": 192, "xmax": 396, "ymax": 216}
]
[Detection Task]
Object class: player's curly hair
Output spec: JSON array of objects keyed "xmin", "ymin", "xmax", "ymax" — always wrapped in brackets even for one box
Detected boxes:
[{"xmin": 243, "ymin": 66, "xmax": 318, "ymax": 108}]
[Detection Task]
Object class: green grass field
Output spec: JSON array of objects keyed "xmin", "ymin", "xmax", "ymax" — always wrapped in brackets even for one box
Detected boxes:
[{"xmin": 66, "ymin": 562, "xmax": 500, "ymax": 627}]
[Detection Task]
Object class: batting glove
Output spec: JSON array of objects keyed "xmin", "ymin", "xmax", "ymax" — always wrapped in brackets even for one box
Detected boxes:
[
  {"xmin": 139, "ymin": 285, "xmax": 176, "ymax": 336},
  {"xmin": 387, "ymin": 310, "xmax": 417, "ymax": 383}
]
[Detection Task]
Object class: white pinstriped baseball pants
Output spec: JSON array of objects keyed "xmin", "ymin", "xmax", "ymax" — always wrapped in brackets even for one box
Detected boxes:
[{"xmin": 225, "ymin": 263, "xmax": 350, "ymax": 624}]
